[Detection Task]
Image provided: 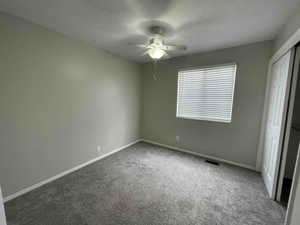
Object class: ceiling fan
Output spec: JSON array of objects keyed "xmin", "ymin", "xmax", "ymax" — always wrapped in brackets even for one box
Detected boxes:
[{"xmin": 132, "ymin": 25, "xmax": 187, "ymax": 60}]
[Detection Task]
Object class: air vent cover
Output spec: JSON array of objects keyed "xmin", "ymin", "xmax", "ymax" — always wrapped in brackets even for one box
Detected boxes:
[{"xmin": 205, "ymin": 160, "xmax": 220, "ymax": 166}]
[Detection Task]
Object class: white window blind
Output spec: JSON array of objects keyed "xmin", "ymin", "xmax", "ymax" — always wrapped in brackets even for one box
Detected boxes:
[{"xmin": 176, "ymin": 63, "xmax": 237, "ymax": 123}]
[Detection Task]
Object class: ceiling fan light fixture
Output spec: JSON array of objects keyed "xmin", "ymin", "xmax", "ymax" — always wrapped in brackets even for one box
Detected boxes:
[{"xmin": 148, "ymin": 47, "xmax": 165, "ymax": 59}]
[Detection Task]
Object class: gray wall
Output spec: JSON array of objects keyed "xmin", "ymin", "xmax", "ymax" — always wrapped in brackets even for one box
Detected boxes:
[
  {"xmin": 0, "ymin": 13, "xmax": 141, "ymax": 197},
  {"xmin": 141, "ymin": 41, "xmax": 272, "ymax": 168}
]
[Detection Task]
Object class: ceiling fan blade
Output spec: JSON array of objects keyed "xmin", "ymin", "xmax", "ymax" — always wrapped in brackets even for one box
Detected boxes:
[
  {"xmin": 128, "ymin": 43, "xmax": 149, "ymax": 48},
  {"xmin": 163, "ymin": 45, "xmax": 187, "ymax": 51}
]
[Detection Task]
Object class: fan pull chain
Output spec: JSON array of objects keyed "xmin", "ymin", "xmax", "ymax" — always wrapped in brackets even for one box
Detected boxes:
[{"xmin": 153, "ymin": 60, "xmax": 158, "ymax": 81}]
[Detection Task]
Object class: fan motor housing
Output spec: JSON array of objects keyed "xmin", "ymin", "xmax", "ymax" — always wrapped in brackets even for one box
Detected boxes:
[
  {"xmin": 149, "ymin": 37, "xmax": 164, "ymax": 46},
  {"xmin": 149, "ymin": 25, "xmax": 165, "ymax": 36}
]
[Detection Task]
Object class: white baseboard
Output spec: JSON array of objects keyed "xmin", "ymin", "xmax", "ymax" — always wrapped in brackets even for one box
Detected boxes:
[
  {"xmin": 3, "ymin": 139, "xmax": 141, "ymax": 203},
  {"xmin": 4, "ymin": 138, "xmax": 257, "ymax": 203},
  {"xmin": 141, "ymin": 139, "xmax": 257, "ymax": 171}
]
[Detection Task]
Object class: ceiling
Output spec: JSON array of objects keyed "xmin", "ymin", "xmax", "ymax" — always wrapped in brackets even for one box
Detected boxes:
[{"xmin": 0, "ymin": 0, "xmax": 300, "ymax": 62}]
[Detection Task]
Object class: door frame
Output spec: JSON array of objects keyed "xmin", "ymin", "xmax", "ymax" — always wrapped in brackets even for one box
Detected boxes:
[
  {"xmin": 256, "ymin": 27, "xmax": 300, "ymax": 172},
  {"xmin": 276, "ymin": 45, "xmax": 300, "ymax": 201}
]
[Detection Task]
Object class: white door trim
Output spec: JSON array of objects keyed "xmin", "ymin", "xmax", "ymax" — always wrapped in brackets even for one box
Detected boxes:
[
  {"xmin": 0, "ymin": 187, "xmax": 7, "ymax": 225},
  {"xmin": 273, "ymin": 28, "xmax": 300, "ymax": 66}
]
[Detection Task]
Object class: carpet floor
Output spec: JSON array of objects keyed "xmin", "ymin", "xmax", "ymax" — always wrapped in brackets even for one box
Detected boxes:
[{"xmin": 5, "ymin": 142, "xmax": 286, "ymax": 225}]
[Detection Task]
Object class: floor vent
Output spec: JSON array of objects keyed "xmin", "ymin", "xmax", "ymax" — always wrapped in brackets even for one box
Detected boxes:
[{"xmin": 205, "ymin": 160, "xmax": 220, "ymax": 166}]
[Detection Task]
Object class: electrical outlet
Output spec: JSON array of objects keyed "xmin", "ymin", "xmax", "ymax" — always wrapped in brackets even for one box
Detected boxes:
[
  {"xmin": 176, "ymin": 135, "xmax": 180, "ymax": 143},
  {"xmin": 97, "ymin": 146, "xmax": 102, "ymax": 154}
]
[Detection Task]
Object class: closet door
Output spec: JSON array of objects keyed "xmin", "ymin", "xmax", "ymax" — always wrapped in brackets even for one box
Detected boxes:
[
  {"xmin": 262, "ymin": 50, "xmax": 294, "ymax": 198},
  {"xmin": 276, "ymin": 46, "xmax": 300, "ymax": 201}
]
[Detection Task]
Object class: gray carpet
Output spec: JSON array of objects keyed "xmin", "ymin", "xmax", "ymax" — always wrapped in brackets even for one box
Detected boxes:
[{"xmin": 5, "ymin": 142, "xmax": 286, "ymax": 225}]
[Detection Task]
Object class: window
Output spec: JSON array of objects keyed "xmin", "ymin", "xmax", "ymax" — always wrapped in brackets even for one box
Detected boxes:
[{"xmin": 176, "ymin": 63, "xmax": 237, "ymax": 123}]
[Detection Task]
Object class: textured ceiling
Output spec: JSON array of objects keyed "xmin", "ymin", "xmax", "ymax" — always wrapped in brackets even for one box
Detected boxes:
[{"xmin": 0, "ymin": 0, "xmax": 300, "ymax": 62}]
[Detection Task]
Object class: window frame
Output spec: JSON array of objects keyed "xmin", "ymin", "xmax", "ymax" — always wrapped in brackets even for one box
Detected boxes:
[{"xmin": 176, "ymin": 63, "xmax": 237, "ymax": 123}]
